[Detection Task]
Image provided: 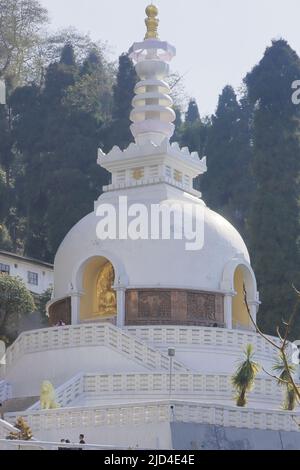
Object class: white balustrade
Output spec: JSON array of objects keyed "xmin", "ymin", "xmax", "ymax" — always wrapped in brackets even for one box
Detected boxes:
[
  {"xmin": 126, "ymin": 326, "xmax": 282, "ymax": 359},
  {"xmin": 5, "ymin": 400, "xmax": 300, "ymax": 434},
  {"xmin": 81, "ymin": 372, "xmax": 283, "ymax": 403},
  {"xmin": 6, "ymin": 324, "xmax": 285, "ymax": 377},
  {"xmin": 28, "ymin": 371, "xmax": 283, "ymax": 411},
  {"xmin": 5, "ymin": 324, "xmax": 187, "ymax": 373}
]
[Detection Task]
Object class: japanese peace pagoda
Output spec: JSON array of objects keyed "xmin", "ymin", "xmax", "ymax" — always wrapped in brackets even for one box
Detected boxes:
[{"xmin": 1, "ymin": 5, "xmax": 299, "ymax": 451}]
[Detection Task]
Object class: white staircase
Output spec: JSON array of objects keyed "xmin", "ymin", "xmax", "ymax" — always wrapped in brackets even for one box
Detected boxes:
[
  {"xmin": 0, "ymin": 418, "xmax": 18, "ymax": 439},
  {"xmin": 5, "ymin": 323, "xmax": 188, "ymax": 374}
]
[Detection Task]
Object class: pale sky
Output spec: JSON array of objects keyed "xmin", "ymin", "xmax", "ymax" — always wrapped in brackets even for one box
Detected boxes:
[{"xmin": 40, "ymin": 0, "xmax": 300, "ymax": 115}]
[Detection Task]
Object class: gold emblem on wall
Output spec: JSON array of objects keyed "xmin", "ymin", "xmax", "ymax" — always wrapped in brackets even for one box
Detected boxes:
[
  {"xmin": 132, "ymin": 167, "xmax": 144, "ymax": 181},
  {"xmin": 96, "ymin": 262, "xmax": 117, "ymax": 316},
  {"xmin": 174, "ymin": 170, "xmax": 183, "ymax": 183}
]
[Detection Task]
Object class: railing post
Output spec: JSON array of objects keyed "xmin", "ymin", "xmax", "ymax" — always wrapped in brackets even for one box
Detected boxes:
[
  {"xmin": 115, "ymin": 285, "xmax": 126, "ymax": 329},
  {"xmin": 224, "ymin": 293, "xmax": 234, "ymax": 329},
  {"xmin": 71, "ymin": 292, "xmax": 82, "ymax": 325}
]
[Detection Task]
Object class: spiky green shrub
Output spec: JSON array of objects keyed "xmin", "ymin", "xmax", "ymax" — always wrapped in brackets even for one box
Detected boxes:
[
  {"xmin": 273, "ymin": 353, "xmax": 298, "ymax": 411},
  {"xmin": 232, "ymin": 344, "xmax": 260, "ymax": 407}
]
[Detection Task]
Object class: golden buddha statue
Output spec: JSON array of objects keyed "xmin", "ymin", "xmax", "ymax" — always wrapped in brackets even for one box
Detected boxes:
[{"xmin": 96, "ymin": 262, "xmax": 117, "ymax": 316}]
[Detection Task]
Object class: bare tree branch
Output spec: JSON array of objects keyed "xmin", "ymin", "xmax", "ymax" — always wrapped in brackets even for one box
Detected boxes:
[
  {"xmin": 262, "ymin": 367, "xmax": 290, "ymax": 386},
  {"xmin": 243, "ymin": 283, "xmax": 300, "ymax": 403},
  {"xmin": 243, "ymin": 285, "xmax": 281, "ymax": 350}
]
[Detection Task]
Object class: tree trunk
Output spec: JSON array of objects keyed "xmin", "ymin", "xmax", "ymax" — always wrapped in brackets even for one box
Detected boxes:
[{"xmin": 237, "ymin": 388, "xmax": 247, "ymax": 407}]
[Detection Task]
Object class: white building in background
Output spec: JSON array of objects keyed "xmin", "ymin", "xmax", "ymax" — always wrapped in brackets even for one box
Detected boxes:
[
  {"xmin": 0, "ymin": 250, "xmax": 53, "ymax": 296},
  {"xmin": 0, "ymin": 5, "xmax": 299, "ymax": 450}
]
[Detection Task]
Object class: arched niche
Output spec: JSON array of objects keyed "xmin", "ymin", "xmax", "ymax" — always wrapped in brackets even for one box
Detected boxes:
[
  {"xmin": 80, "ymin": 257, "xmax": 117, "ymax": 322},
  {"xmin": 232, "ymin": 265, "xmax": 253, "ymax": 329},
  {"xmin": 222, "ymin": 258, "xmax": 259, "ymax": 331}
]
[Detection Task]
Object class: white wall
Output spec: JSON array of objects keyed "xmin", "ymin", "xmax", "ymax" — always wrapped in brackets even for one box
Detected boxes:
[
  {"xmin": 5, "ymin": 346, "xmax": 150, "ymax": 397},
  {"xmin": 24, "ymin": 422, "xmax": 172, "ymax": 449},
  {"xmin": 0, "ymin": 252, "xmax": 53, "ymax": 295}
]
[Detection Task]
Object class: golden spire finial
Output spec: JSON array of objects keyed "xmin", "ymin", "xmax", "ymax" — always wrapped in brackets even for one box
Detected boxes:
[{"xmin": 145, "ymin": 4, "xmax": 159, "ymax": 40}]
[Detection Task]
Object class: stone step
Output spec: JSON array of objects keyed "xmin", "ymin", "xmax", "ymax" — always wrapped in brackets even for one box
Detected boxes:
[{"xmin": 1, "ymin": 397, "xmax": 39, "ymax": 414}]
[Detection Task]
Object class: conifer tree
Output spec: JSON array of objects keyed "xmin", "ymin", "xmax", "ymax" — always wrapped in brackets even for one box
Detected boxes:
[
  {"xmin": 245, "ymin": 40, "xmax": 300, "ymax": 337},
  {"xmin": 201, "ymin": 85, "xmax": 254, "ymax": 233},
  {"xmin": 185, "ymin": 99, "xmax": 200, "ymax": 124},
  {"xmin": 11, "ymin": 45, "xmax": 108, "ymax": 260},
  {"xmin": 104, "ymin": 53, "xmax": 137, "ymax": 151},
  {"xmin": 60, "ymin": 43, "xmax": 76, "ymax": 66},
  {"xmin": 65, "ymin": 49, "xmax": 113, "ymax": 120},
  {"xmin": 172, "ymin": 107, "xmax": 183, "ymax": 143},
  {"xmin": 0, "ymin": 99, "xmax": 14, "ymax": 187}
]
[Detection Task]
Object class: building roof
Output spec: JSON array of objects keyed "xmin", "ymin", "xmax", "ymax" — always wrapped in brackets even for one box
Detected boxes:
[{"xmin": 0, "ymin": 250, "xmax": 53, "ymax": 270}]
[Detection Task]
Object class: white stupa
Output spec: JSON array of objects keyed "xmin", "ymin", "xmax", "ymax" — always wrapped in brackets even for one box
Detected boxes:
[{"xmin": 1, "ymin": 5, "xmax": 299, "ymax": 451}]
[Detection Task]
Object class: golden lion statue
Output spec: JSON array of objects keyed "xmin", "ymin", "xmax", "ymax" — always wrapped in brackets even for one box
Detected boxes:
[{"xmin": 40, "ymin": 381, "xmax": 60, "ymax": 410}]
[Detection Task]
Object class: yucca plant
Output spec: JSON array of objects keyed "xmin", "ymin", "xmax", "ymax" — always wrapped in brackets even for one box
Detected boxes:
[
  {"xmin": 273, "ymin": 353, "xmax": 298, "ymax": 411},
  {"xmin": 232, "ymin": 344, "xmax": 260, "ymax": 407}
]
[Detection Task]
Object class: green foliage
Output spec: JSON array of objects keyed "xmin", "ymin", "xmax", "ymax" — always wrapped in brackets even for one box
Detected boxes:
[
  {"xmin": 39, "ymin": 287, "xmax": 53, "ymax": 311},
  {"xmin": 103, "ymin": 53, "xmax": 137, "ymax": 151},
  {"xmin": 185, "ymin": 99, "xmax": 200, "ymax": 124},
  {"xmin": 9, "ymin": 45, "xmax": 110, "ymax": 260},
  {"xmin": 273, "ymin": 353, "xmax": 298, "ymax": 410},
  {"xmin": 245, "ymin": 40, "xmax": 300, "ymax": 338},
  {"xmin": 0, "ymin": 167, "xmax": 6, "ymax": 217},
  {"xmin": 232, "ymin": 344, "xmax": 260, "ymax": 407},
  {"xmin": 60, "ymin": 43, "xmax": 76, "ymax": 67},
  {"xmin": 201, "ymin": 86, "xmax": 254, "ymax": 234},
  {"xmin": 0, "ymin": 166, "xmax": 13, "ymax": 250},
  {"xmin": 42, "ymin": 28, "xmax": 107, "ymax": 68},
  {"xmin": 177, "ymin": 88, "xmax": 254, "ymax": 235},
  {"xmin": 0, "ymin": 0, "xmax": 48, "ymax": 86},
  {"xmin": 0, "ymin": 274, "xmax": 35, "ymax": 343},
  {"xmin": 0, "ymin": 223, "xmax": 12, "ymax": 251},
  {"xmin": 64, "ymin": 49, "xmax": 113, "ymax": 120},
  {"xmin": 0, "ymin": 101, "xmax": 14, "ymax": 185},
  {"xmin": 34, "ymin": 287, "xmax": 53, "ymax": 325}
]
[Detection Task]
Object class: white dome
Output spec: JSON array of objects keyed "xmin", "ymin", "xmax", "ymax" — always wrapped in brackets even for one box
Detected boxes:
[{"xmin": 53, "ymin": 186, "xmax": 250, "ymax": 299}]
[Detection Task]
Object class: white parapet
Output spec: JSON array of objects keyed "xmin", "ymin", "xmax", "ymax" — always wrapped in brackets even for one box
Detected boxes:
[
  {"xmin": 98, "ymin": 138, "xmax": 207, "ymax": 197},
  {"xmin": 28, "ymin": 371, "xmax": 284, "ymax": 411},
  {"xmin": 4, "ymin": 400, "xmax": 300, "ymax": 444}
]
